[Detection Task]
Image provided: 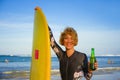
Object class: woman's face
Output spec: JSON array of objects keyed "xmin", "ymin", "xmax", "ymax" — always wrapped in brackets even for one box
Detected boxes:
[{"xmin": 63, "ymin": 34, "xmax": 74, "ymax": 50}]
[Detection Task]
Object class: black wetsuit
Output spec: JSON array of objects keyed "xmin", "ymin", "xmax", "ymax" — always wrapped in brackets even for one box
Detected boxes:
[{"xmin": 49, "ymin": 26, "xmax": 92, "ymax": 80}]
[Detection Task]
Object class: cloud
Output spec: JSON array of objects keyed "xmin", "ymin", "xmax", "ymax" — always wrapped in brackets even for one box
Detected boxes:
[{"xmin": 0, "ymin": 21, "xmax": 33, "ymax": 29}]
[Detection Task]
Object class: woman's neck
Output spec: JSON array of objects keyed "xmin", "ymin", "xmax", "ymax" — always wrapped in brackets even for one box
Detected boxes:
[{"xmin": 66, "ymin": 48, "xmax": 75, "ymax": 57}]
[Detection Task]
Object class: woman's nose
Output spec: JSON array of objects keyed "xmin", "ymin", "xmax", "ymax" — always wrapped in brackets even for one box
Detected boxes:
[{"xmin": 67, "ymin": 38, "xmax": 73, "ymax": 42}]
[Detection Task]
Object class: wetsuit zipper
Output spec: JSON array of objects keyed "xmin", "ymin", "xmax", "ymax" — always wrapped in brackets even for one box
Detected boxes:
[{"xmin": 66, "ymin": 58, "xmax": 69, "ymax": 80}]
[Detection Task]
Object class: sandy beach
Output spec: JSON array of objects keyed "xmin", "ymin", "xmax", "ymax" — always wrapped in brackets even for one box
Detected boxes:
[{"xmin": 0, "ymin": 67, "xmax": 120, "ymax": 80}]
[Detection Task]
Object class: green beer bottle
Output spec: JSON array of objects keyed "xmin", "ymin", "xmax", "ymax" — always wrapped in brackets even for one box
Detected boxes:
[{"xmin": 90, "ymin": 48, "xmax": 96, "ymax": 70}]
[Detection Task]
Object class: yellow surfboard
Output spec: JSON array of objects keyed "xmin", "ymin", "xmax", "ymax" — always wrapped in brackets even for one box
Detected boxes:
[{"xmin": 30, "ymin": 7, "xmax": 51, "ymax": 80}]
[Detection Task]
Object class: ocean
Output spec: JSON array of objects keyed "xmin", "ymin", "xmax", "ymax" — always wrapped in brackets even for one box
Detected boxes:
[{"xmin": 0, "ymin": 55, "xmax": 120, "ymax": 72}]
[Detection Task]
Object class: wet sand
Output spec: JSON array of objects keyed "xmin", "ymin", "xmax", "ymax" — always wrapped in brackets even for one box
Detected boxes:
[{"xmin": 0, "ymin": 67, "xmax": 120, "ymax": 80}]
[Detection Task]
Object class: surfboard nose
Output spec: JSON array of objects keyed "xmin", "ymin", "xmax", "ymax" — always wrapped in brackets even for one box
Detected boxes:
[{"xmin": 35, "ymin": 6, "xmax": 41, "ymax": 11}]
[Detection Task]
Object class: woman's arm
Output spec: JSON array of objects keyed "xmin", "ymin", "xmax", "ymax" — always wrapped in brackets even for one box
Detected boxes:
[
  {"xmin": 82, "ymin": 54, "xmax": 92, "ymax": 80},
  {"xmin": 48, "ymin": 26, "xmax": 64, "ymax": 60}
]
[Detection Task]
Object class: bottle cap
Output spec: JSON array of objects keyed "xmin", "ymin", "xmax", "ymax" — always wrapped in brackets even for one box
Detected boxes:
[{"xmin": 91, "ymin": 48, "xmax": 94, "ymax": 50}]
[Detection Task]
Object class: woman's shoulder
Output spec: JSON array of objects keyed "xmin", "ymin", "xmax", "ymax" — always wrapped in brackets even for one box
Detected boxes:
[
  {"xmin": 75, "ymin": 50, "xmax": 88, "ymax": 59},
  {"xmin": 75, "ymin": 50, "xmax": 86, "ymax": 56}
]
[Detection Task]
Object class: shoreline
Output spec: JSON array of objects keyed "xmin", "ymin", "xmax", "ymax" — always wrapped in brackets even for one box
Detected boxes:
[{"xmin": 0, "ymin": 67, "xmax": 120, "ymax": 80}]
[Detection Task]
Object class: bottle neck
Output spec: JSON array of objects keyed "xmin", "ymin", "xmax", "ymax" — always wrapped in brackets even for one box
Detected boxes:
[{"xmin": 91, "ymin": 48, "xmax": 95, "ymax": 57}]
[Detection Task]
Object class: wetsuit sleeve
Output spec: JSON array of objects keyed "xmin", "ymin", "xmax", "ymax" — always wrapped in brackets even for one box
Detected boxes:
[
  {"xmin": 82, "ymin": 54, "xmax": 92, "ymax": 80},
  {"xmin": 48, "ymin": 26, "xmax": 64, "ymax": 60}
]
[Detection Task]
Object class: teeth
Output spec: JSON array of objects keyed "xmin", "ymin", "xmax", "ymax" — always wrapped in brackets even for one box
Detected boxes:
[{"xmin": 67, "ymin": 43, "xmax": 72, "ymax": 46}]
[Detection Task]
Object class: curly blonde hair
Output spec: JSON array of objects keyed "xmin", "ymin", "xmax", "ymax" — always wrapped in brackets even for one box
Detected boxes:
[{"xmin": 59, "ymin": 27, "xmax": 78, "ymax": 46}]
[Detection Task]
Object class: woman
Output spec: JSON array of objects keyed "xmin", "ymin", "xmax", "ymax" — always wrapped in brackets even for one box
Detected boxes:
[{"xmin": 49, "ymin": 26, "xmax": 96, "ymax": 80}]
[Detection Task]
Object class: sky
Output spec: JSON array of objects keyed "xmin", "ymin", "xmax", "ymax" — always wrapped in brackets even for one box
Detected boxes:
[{"xmin": 0, "ymin": 0, "xmax": 120, "ymax": 56}]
